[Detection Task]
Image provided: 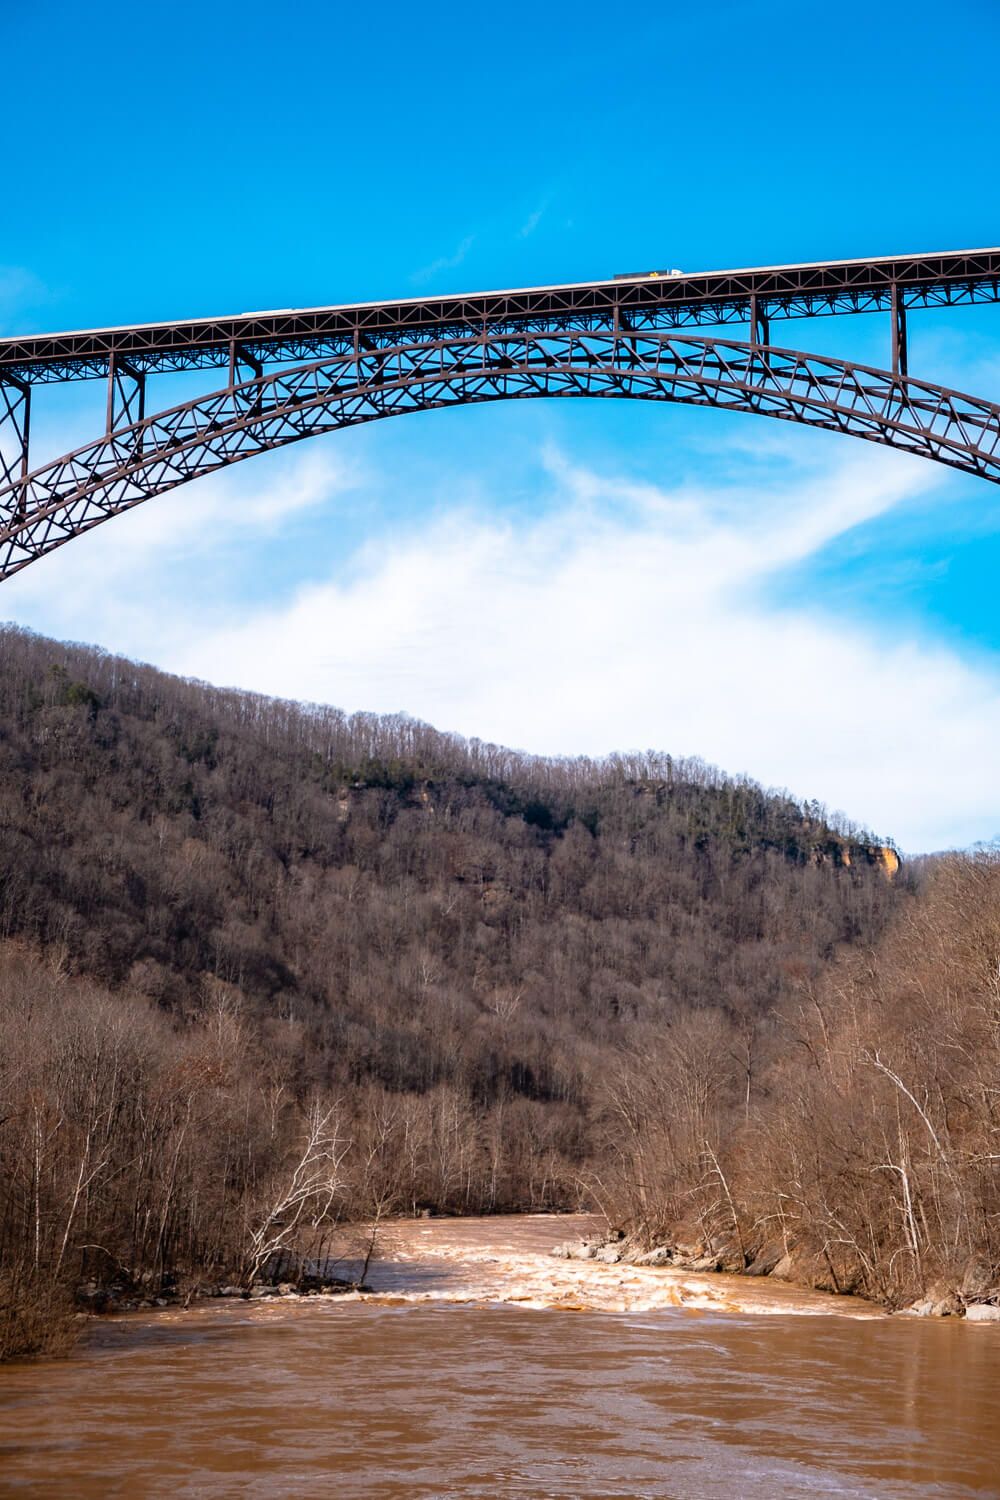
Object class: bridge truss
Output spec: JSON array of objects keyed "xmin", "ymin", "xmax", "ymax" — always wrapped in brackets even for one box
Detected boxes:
[{"xmin": 2, "ymin": 248, "xmax": 1000, "ymax": 580}]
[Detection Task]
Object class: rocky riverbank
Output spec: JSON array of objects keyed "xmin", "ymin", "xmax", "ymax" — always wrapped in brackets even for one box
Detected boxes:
[
  {"xmin": 352, "ymin": 1214, "xmax": 885, "ymax": 1317},
  {"xmin": 22, "ymin": 1213, "xmax": 1000, "ymax": 1361},
  {"xmin": 552, "ymin": 1230, "xmax": 1000, "ymax": 1321},
  {"xmin": 73, "ymin": 1252, "xmax": 368, "ymax": 1317},
  {"xmin": 75, "ymin": 1274, "xmax": 362, "ymax": 1317}
]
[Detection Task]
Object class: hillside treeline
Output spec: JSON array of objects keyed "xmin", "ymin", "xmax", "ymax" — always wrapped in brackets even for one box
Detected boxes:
[
  {"xmin": 0, "ymin": 623, "xmax": 933, "ymax": 1356},
  {"xmin": 602, "ymin": 851, "xmax": 1000, "ymax": 1314}
]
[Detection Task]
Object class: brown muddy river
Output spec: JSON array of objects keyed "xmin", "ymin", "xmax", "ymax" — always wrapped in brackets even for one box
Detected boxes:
[{"xmin": 0, "ymin": 1216, "xmax": 998, "ymax": 1498}]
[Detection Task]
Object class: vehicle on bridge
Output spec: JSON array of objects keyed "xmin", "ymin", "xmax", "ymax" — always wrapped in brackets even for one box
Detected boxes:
[
  {"xmin": 2, "ymin": 247, "xmax": 1000, "ymax": 582},
  {"xmin": 614, "ymin": 268, "xmax": 685, "ymax": 280}
]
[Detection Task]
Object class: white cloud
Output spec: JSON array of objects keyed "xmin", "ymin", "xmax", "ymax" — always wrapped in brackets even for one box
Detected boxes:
[
  {"xmin": 1, "ymin": 445, "xmax": 360, "ymax": 636},
  {"xmin": 145, "ymin": 444, "xmax": 996, "ymax": 853},
  {"xmin": 5, "ymin": 431, "xmax": 997, "ymax": 852},
  {"xmin": 410, "ymin": 236, "xmax": 475, "ymax": 285}
]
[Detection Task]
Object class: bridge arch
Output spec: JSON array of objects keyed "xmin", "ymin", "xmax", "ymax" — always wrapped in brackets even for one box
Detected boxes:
[{"xmin": 2, "ymin": 328, "xmax": 999, "ymax": 580}]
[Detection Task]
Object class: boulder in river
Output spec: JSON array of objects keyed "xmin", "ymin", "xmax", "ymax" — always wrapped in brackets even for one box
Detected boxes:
[
  {"xmin": 745, "ymin": 1242, "xmax": 785, "ymax": 1278},
  {"xmin": 552, "ymin": 1240, "xmax": 597, "ymax": 1261},
  {"xmin": 927, "ymin": 1282, "xmax": 962, "ymax": 1317},
  {"xmin": 933, "ymin": 1283, "xmax": 962, "ymax": 1316},
  {"xmin": 633, "ymin": 1246, "xmax": 673, "ymax": 1267},
  {"xmin": 964, "ymin": 1303, "xmax": 1000, "ymax": 1322},
  {"xmin": 678, "ymin": 1252, "xmax": 721, "ymax": 1273},
  {"xmin": 904, "ymin": 1285, "xmax": 962, "ymax": 1317}
]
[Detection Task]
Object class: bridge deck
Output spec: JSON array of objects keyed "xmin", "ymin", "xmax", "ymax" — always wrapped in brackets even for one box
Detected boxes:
[{"xmin": 2, "ymin": 248, "xmax": 999, "ymax": 384}]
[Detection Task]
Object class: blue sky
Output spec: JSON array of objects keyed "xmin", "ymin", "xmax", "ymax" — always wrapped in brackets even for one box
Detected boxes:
[{"xmin": 3, "ymin": 0, "xmax": 1000, "ymax": 851}]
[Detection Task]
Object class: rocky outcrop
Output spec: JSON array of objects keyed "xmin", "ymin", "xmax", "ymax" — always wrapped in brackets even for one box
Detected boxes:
[
  {"xmin": 745, "ymin": 1242, "xmax": 786, "ymax": 1278},
  {"xmin": 964, "ymin": 1303, "xmax": 1000, "ymax": 1323},
  {"xmin": 960, "ymin": 1261, "xmax": 994, "ymax": 1300},
  {"xmin": 903, "ymin": 1283, "xmax": 963, "ymax": 1318},
  {"xmin": 901, "ymin": 1259, "xmax": 1000, "ymax": 1319},
  {"xmin": 553, "ymin": 1233, "xmax": 1000, "ymax": 1322},
  {"xmin": 553, "ymin": 1230, "xmax": 628, "ymax": 1264},
  {"xmin": 74, "ymin": 1261, "xmax": 362, "ymax": 1314},
  {"xmin": 633, "ymin": 1246, "xmax": 673, "ymax": 1267},
  {"xmin": 551, "ymin": 1233, "xmax": 730, "ymax": 1275},
  {"xmin": 552, "ymin": 1239, "xmax": 599, "ymax": 1261}
]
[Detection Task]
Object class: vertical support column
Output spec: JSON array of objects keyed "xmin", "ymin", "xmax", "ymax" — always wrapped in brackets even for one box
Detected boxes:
[
  {"xmin": 229, "ymin": 341, "xmax": 263, "ymax": 416},
  {"xmin": 891, "ymin": 282, "xmax": 908, "ymax": 377},
  {"xmin": 614, "ymin": 302, "xmax": 636, "ymax": 367},
  {"xmin": 0, "ymin": 376, "xmax": 31, "ymax": 522},
  {"xmin": 106, "ymin": 354, "xmax": 146, "ymax": 433},
  {"xmin": 749, "ymin": 294, "xmax": 770, "ymax": 347},
  {"xmin": 747, "ymin": 295, "xmax": 770, "ymax": 398},
  {"xmin": 228, "ymin": 340, "xmax": 262, "ymax": 388}
]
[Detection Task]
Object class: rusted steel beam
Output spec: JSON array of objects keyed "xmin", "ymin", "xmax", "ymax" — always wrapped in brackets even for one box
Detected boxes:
[
  {"xmin": 2, "ymin": 248, "xmax": 999, "ymax": 385},
  {"xmin": 3, "ymin": 329, "xmax": 999, "ymax": 582},
  {"xmin": 0, "ymin": 376, "xmax": 30, "ymax": 523},
  {"xmin": 891, "ymin": 283, "xmax": 909, "ymax": 377}
]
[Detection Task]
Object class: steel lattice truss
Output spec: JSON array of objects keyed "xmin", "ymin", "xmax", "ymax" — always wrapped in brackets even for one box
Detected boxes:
[
  {"xmin": 3, "ymin": 330, "xmax": 1000, "ymax": 581},
  {"xmin": 1, "ymin": 248, "xmax": 999, "ymax": 580},
  {"xmin": 3, "ymin": 247, "xmax": 999, "ymax": 384}
]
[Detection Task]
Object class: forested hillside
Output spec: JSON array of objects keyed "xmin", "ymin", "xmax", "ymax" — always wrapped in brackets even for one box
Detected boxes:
[
  {"xmin": 0, "ymin": 624, "xmax": 896, "ymax": 1036},
  {"xmin": 0, "ymin": 623, "xmax": 931, "ymax": 1355}
]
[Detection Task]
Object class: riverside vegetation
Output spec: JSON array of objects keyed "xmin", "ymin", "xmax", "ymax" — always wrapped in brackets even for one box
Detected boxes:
[{"xmin": 0, "ymin": 623, "xmax": 997, "ymax": 1359}]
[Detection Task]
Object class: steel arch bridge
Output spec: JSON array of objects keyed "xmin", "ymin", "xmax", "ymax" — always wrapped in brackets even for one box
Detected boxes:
[{"xmin": 2, "ymin": 247, "xmax": 1000, "ymax": 582}]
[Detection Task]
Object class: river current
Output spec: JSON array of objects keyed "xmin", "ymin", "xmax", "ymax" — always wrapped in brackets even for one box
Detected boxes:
[{"xmin": 0, "ymin": 1215, "xmax": 997, "ymax": 1498}]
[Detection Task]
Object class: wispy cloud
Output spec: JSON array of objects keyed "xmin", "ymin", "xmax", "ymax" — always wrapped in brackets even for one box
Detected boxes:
[
  {"xmin": 1, "ymin": 446, "xmax": 360, "ymax": 629},
  {"xmin": 121, "ymin": 445, "xmax": 998, "ymax": 851},
  {"xmin": 410, "ymin": 236, "xmax": 475, "ymax": 286},
  {"xmin": 518, "ymin": 205, "xmax": 546, "ymax": 239}
]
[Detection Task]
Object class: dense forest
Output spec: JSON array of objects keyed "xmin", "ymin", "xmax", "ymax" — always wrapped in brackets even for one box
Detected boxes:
[{"xmin": 1, "ymin": 622, "xmax": 996, "ymax": 1357}]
